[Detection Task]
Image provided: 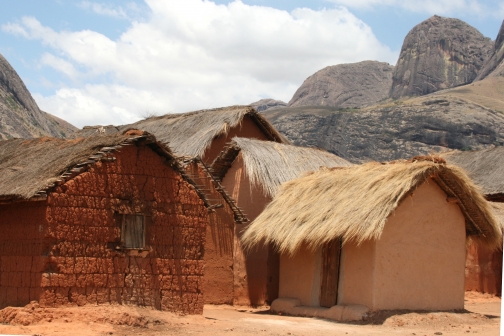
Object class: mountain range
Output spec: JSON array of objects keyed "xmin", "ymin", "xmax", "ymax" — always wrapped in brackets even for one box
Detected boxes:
[
  {"xmin": 1, "ymin": 15, "xmax": 504, "ymax": 165},
  {"xmin": 259, "ymin": 16, "xmax": 504, "ymax": 162}
]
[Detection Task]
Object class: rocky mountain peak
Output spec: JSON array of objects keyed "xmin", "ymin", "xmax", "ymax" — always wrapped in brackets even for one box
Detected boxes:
[
  {"xmin": 250, "ymin": 99, "xmax": 287, "ymax": 112},
  {"xmin": 0, "ymin": 54, "xmax": 77, "ymax": 139},
  {"xmin": 0, "ymin": 54, "xmax": 40, "ymax": 115},
  {"xmin": 475, "ymin": 20, "xmax": 504, "ymax": 80},
  {"xmin": 390, "ymin": 15, "xmax": 493, "ymax": 99},
  {"xmin": 288, "ymin": 60, "xmax": 394, "ymax": 109}
]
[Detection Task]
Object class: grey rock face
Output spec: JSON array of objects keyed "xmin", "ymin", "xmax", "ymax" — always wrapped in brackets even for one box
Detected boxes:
[
  {"xmin": 250, "ymin": 99, "xmax": 287, "ymax": 112},
  {"xmin": 390, "ymin": 15, "xmax": 493, "ymax": 99},
  {"xmin": 0, "ymin": 54, "xmax": 77, "ymax": 139},
  {"xmin": 264, "ymin": 99, "xmax": 504, "ymax": 163},
  {"xmin": 288, "ymin": 61, "xmax": 394, "ymax": 108},
  {"xmin": 475, "ymin": 20, "xmax": 504, "ymax": 80}
]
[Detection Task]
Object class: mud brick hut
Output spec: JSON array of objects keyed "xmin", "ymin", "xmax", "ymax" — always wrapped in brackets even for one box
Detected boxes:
[
  {"xmin": 73, "ymin": 106, "xmax": 286, "ymax": 305},
  {"xmin": 0, "ymin": 131, "xmax": 214, "ymax": 314},
  {"xmin": 443, "ymin": 147, "xmax": 504, "ymax": 296},
  {"xmin": 242, "ymin": 157, "xmax": 501, "ymax": 321},
  {"xmin": 211, "ymin": 137, "xmax": 352, "ymax": 305}
]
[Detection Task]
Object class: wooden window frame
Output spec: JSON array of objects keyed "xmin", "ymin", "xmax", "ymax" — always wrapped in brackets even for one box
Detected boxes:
[{"xmin": 120, "ymin": 213, "xmax": 146, "ymax": 249}]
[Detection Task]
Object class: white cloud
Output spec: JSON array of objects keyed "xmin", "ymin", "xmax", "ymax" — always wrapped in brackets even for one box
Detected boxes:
[
  {"xmin": 3, "ymin": 0, "xmax": 397, "ymax": 128},
  {"xmin": 325, "ymin": 0, "xmax": 498, "ymax": 17},
  {"xmin": 2, "ymin": 22, "xmax": 30, "ymax": 38},
  {"xmin": 40, "ymin": 53, "xmax": 82, "ymax": 80},
  {"xmin": 79, "ymin": 1, "xmax": 128, "ymax": 19}
]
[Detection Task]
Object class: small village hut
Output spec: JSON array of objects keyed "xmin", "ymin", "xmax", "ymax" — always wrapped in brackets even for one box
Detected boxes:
[
  {"xmin": 443, "ymin": 147, "xmax": 504, "ymax": 295},
  {"xmin": 72, "ymin": 105, "xmax": 284, "ymax": 305},
  {"xmin": 0, "ymin": 131, "xmax": 214, "ymax": 314},
  {"xmin": 242, "ymin": 158, "xmax": 501, "ymax": 318},
  {"xmin": 211, "ymin": 137, "xmax": 352, "ymax": 305}
]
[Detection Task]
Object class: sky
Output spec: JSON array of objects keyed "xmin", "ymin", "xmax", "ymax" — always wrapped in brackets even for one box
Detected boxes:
[{"xmin": 0, "ymin": 0, "xmax": 502, "ymax": 128}]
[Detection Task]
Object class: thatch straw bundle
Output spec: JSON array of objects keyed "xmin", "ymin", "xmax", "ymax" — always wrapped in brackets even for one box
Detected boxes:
[
  {"xmin": 442, "ymin": 147, "xmax": 504, "ymax": 196},
  {"xmin": 212, "ymin": 137, "xmax": 352, "ymax": 197},
  {"xmin": 0, "ymin": 132, "xmax": 164, "ymax": 200},
  {"xmin": 74, "ymin": 106, "xmax": 286, "ymax": 158},
  {"xmin": 242, "ymin": 160, "xmax": 501, "ymax": 254}
]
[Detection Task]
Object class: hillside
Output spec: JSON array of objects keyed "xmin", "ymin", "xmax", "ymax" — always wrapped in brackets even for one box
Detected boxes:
[
  {"xmin": 264, "ymin": 77, "xmax": 504, "ymax": 163},
  {"xmin": 0, "ymin": 54, "xmax": 76, "ymax": 139}
]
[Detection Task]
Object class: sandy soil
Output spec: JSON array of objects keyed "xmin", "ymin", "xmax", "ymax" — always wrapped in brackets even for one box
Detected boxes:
[{"xmin": 0, "ymin": 292, "xmax": 499, "ymax": 336}]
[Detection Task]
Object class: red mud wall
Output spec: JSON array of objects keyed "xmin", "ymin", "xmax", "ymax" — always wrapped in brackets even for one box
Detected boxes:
[
  {"xmin": 202, "ymin": 115, "xmax": 270, "ymax": 164},
  {"xmin": 0, "ymin": 202, "xmax": 47, "ymax": 307},
  {"xmin": 221, "ymin": 154, "xmax": 279, "ymax": 306},
  {"xmin": 185, "ymin": 163, "xmax": 236, "ymax": 305},
  {"xmin": 465, "ymin": 240, "xmax": 502, "ymax": 296},
  {"xmin": 0, "ymin": 144, "xmax": 208, "ymax": 314}
]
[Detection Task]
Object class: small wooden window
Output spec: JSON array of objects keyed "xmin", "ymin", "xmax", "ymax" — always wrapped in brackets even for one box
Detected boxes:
[{"xmin": 121, "ymin": 214, "xmax": 145, "ymax": 249}]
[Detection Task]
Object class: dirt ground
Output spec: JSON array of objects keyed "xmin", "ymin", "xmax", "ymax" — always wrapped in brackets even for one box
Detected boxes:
[{"xmin": 0, "ymin": 292, "xmax": 499, "ymax": 336}]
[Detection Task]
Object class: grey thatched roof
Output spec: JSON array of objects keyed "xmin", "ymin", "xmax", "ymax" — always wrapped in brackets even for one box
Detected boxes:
[
  {"xmin": 212, "ymin": 137, "xmax": 352, "ymax": 198},
  {"xmin": 442, "ymin": 147, "xmax": 504, "ymax": 197},
  {"xmin": 0, "ymin": 131, "xmax": 178, "ymax": 201},
  {"xmin": 73, "ymin": 105, "xmax": 287, "ymax": 158},
  {"xmin": 242, "ymin": 157, "xmax": 502, "ymax": 254}
]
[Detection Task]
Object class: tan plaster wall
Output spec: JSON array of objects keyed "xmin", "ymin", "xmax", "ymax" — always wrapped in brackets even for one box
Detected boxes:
[
  {"xmin": 221, "ymin": 153, "xmax": 279, "ymax": 305},
  {"xmin": 202, "ymin": 115, "xmax": 269, "ymax": 164},
  {"xmin": 279, "ymin": 243, "xmax": 322, "ymax": 306},
  {"xmin": 339, "ymin": 180, "xmax": 466, "ymax": 310},
  {"xmin": 337, "ymin": 239, "xmax": 376, "ymax": 309}
]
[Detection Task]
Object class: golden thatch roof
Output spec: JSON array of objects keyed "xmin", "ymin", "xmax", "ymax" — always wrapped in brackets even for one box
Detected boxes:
[
  {"xmin": 0, "ymin": 131, "xmax": 185, "ymax": 202},
  {"xmin": 442, "ymin": 147, "xmax": 504, "ymax": 198},
  {"xmin": 212, "ymin": 137, "xmax": 352, "ymax": 198},
  {"xmin": 74, "ymin": 105, "xmax": 287, "ymax": 158},
  {"xmin": 242, "ymin": 158, "xmax": 502, "ymax": 254}
]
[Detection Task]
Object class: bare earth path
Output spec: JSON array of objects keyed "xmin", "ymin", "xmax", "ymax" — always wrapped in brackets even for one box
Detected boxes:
[{"xmin": 0, "ymin": 292, "xmax": 499, "ymax": 336}]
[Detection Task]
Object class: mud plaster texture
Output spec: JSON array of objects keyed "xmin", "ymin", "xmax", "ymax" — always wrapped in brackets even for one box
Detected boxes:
[
  {"xmin": 221, "ymin": 153, "xmax": 279, "ymax": 306},
  {"xmin": 0, "ymin": 144, "xmax": 208, "ymax": 315},
  {"xmin": 202, "ymin": 115, "xmax": 270, "ymax": 164},
  {"xmin": 200, "ymin": 117, "xmax": 278, "ymax": 306},
  {"xmin": 184, "ymin": 163, "xmax": 235, "ymax": 305},
  {"xmin": 465, "ymin": 240, "xmax": 502, "ymax": 296},
  {"xmin": 338, "ymin": 180, "xmax": 466, "ymax": 310}
]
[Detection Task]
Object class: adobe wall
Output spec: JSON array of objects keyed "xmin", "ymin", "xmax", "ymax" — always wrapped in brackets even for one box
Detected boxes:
[
  {"xmin": 203, "ymin": 115, "xmax": 269, "ymax": 164},
  {"xmin": 0, "ymin": 201, "xmax": 47, "ymax": 307},
  {"xmin": 221, "ymin": 153, "xmax": 279, "ymax": 306},
  {"xmin": 465, "ymin": 240, "xmax": 502, "ymax": 295},
  {"xmin": 339, "ymin": 180, "xmax": 466, "ymax": 310},
  {"xmin": 337, "ymin": 238, "xmax": 376, "ymax": 309},
  {"xmin": 278, "ymin": 243, "xmax": 322, "ymax": 306},
  {"xmin": 6, "ymin": 144, "xmax": 208, "ymax": 314},
  {"xmin": 184, "ymin": 163, "xmax": 236, "ymax": 305}
]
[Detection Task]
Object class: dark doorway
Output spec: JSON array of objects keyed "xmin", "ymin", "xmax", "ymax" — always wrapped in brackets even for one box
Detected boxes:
[{"xmin": 319, "ymin": 238, "xmax": 342, "ymax": 307}]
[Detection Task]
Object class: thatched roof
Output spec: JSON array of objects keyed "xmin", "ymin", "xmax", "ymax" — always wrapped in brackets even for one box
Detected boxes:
[
  {"xmin": 212, "ymin": 137, "xmax": 352, "ymax": 198},
  {"xmin": 73, "ymin": 106, "xmax": 287, "ymax": 158},
  {"xmin": 0, "ymin": 131, "xmax": 206, "ymax": 204},
  {"xmin": 442, "ymin": 147, "xmax": 504, "ymax": 197},
  {"xmin": 242, "ymin": 158, "xmax": 502, "ymax": 254}
]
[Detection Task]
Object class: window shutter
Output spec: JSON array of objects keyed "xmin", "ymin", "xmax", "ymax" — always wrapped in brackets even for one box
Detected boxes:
[{"xmin": 121, "ymin": 214, "xmax": 145, "ymax": 249}]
